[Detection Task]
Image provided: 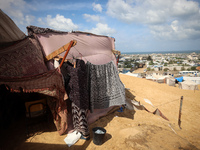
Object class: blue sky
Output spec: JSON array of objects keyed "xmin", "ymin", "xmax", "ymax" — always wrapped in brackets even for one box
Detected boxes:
[{"xmin": 1, "ymin": 0, "xmax": 200, "ymax": 53}]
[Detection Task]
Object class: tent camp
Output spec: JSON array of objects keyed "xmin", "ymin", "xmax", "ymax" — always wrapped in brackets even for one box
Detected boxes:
[
  {"xmin": 178, "ymin": 80, "xmax": 199, "ymax": 91},
  {"xmin": 183, "ymin": 77, "xmax": 200, "ymax": 85},
  {"xmin": 166, "ymin": 77, "xmax": 175, "ymax": 87},
  {"xmin": 175, "ymin": 76, "xmax": 183, "ymax": 82},
  {"xmin": 0, "ymin": 9, "xmax": 123, "ymax": 137}
]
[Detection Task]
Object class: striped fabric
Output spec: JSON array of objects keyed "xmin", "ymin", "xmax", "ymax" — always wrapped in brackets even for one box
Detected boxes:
[
  {"xmin": 71, "ymin": 102, "xmax": 89, "ymax": 136},
  {"xmin": 60, "ymin": 59, "xmax": 89, "ymax": 135}
]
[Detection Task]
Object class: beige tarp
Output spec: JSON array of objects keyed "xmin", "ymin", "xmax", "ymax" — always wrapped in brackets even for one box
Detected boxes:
[
  {"xmin": 166, "ymin": 77, "xmax": 175, "ymax": 87},
  {"xmin": 0, "ymin": 9, "xmax": 26, "ymax": 46},
  {"xmin": 179, "ymin": 80, "xmax": 199, "ymax": 90}
]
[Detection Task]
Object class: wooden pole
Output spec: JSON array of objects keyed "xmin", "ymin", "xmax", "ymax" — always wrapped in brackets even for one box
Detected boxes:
[
  {"xmin": 178, "ymin": 96, "xmax": 183, "ymax": 129},
  {"xmin": 45, "ymin": 40, "xmax": 76, "ymax": 61},
  {"xmin": 59, "ymin": 40, "xmax": 75, "ymax": 68},
  {"xmin": 117, "ymin": 54, "xmax": 120, "ymax": 65}
]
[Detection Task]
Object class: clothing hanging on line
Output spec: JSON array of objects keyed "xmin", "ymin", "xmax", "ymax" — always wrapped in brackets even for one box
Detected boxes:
[
  {"xmin": 87, "ymin": 60, "xmax": 126, "ymax": 113},
  {"xmin": 60, "ymin": 59, "xmax": 89, "ymax": 136},
  {"xmin": 71, "ymin": 102, "xmax": 89, "ymax": 136},
  {"xmin": 60, "ymin": 59, "xmax": 89, "ymax": 110}
]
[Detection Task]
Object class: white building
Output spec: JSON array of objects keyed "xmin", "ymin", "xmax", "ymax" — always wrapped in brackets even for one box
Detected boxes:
[
  {"xmin": 183, "ymin": 77, "xmax": 200, "ymax": 84},
  {"xmin": 179, "ymin": 71, "xmax": 199, "ymax": 76}
]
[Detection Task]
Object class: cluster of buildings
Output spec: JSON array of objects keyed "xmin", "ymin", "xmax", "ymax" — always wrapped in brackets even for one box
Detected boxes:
[
  {"xmin": 147, "ymin": 52, "xmax": 199, "ymax": 72},
  {"xmin": 118, "ymin": 52, "xmax": 200, "ymax": 85}
]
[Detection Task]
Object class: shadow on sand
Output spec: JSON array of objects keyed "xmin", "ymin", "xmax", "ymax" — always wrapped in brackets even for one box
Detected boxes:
[{"xmin": 0, "ymin": 87, "xmax": 137, "ymax": 150}]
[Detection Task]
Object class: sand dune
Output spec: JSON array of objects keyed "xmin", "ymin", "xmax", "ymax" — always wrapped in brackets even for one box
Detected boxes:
[{"xmin": 16, "ymin": 74, "xmax": 200, "ymax": 150}]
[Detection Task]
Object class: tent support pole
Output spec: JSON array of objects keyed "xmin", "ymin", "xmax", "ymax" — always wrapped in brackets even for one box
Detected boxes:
[
  {"xmin": 178, "ymin": 96, "xmax": 183, "ymax": 129},
  {"xmin": 117, "ymin": 54, "xmax": 120, "ymax": 65},
  {"xmin": 45, "ymin": 40, "xmax": 76, "ymax": 61},
  {"xmin": 59, "ymin": 40, "xmax": 76, "ymax": 68}
]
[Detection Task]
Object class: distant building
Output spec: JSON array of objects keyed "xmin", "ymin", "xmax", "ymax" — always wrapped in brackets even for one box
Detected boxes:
[
  {"xmin": 187, "ymin": 52, "xmax": 198, "ymax": 60},
  {"xmin": 179, "ymin": 71, "xmax": 199, "ymax": 76}
]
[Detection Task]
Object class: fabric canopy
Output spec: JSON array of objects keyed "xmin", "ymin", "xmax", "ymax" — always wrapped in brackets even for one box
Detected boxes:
[
  {"xmin": 0, "ymin": 36, "xmax": 67, "ymax": 135},
  {"xmin": 0, "ymin": 37, "xmax": 48, "ymax": 77},
  {"xmin": 175, "ymin": 76, "xmax": 183, "ymax": 82},
  {"xmin": 0, "ymin": 11, "xmax": 120, "ymax": 135},
  {"xmin": 179, "ymin": 80, "xmax": 199, "ymax": 90},
  {"xmin": 166, "ymin": 77, "xmax": 175, "ymax": 87},
  {"xmin": 0, "ymin": 12, "xmax": 67, "ymax": 135},
  {"xmin": 0, "ymin": 9, "xmax": 26, "ymax": 47},
  {"xmin": 27, "ymin": 26, "xmax": 117, "ymax": 70}
]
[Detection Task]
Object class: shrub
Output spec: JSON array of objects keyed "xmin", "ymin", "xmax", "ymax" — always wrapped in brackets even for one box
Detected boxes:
[{"xmin": 164, "ymin": 68, "xmax": 169, "ymax": 71}]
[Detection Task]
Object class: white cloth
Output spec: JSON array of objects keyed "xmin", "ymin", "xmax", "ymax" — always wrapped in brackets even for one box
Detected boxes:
[
  {"xmin": 144, "ymin": 98, "xmax": 155, "ymax": 107},
  {"xmin": 54, "ymin": 59, "xmax": 60, "ymax": 68},
  {"xmin": 64, "ymin": 131, "xmax": 81, "ymax": 147}
]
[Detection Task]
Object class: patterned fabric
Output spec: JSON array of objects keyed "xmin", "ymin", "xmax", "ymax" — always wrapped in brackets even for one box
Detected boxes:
[
  {"xmin": 0, "ymin": 37, "xmax": 48, "ymax": 77},
  {"xmin": 87, "ymin": 61, "xmax": 126, "ymax": 112},
  {"xmin": 0, "ymin": 68, "xmax": 68, "ymax": 135},
  {"xmin": 46, "ymin": 96, "xmax": 68, "ymax": 135},
  {"xmin": 60, "ymin": 59, "xmax": 89, "ymax": 110},
  {"xmin": 71, "ymin": 102, "xmax": 89, "ymax": 136},
  {"xmin": 27, "ymin": 25, "xmax": 65, "ymax": 36},
  {"xmin": 0, "ymin": 68, "xmax": 64, "ymax": 95},
  {"xmin": 60, "ymin": 59, "xmax": 89, "ymax": 135},
  {"xmin": 0, "ymin": 35, "xmax": 68, "ymax": 135}
]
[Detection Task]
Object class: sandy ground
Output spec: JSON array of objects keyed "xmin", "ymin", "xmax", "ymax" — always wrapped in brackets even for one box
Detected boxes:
[
  {"xmin": 6, "ymin": 74, "xmax": 200, "ymax": 150},
  {"xmin": 132, "ymin": 66, "xmax": 147, "ymax": 73}
]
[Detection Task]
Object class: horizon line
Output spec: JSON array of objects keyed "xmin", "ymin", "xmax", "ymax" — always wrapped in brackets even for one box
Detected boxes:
[{"xmin": 121, "ymin": 50, "xmax": 200, "ymax": 54}]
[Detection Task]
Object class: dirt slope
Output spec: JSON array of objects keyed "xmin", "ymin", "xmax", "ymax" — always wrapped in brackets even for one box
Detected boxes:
[{"xmin": 17, "ymin": 74, "xmax": 200, "ymax": 150}]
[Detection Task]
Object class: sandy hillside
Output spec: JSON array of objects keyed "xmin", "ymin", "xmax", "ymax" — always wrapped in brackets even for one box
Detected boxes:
[
  {"xmin": 132, "ymin": 65, "xmax": 147, "ymax": 73},
  {"xmin": 16, "ymin": 74, "xmax": 200, "ymax": 150}
]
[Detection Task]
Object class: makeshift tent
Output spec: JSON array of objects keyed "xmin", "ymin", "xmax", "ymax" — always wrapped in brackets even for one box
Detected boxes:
[
  {"xmin": 27, "ymin": 26, "xmax": 117, "ymax": 70},
  {"xmin": 178, "ymin": 80, "xmax": 199, "ymax": 91},
  {"xmin": 166, "ymin": 77, "xmax": 175, "ymax": 87},
  {"xmin": 26, "ymin": 25, "xmax": 123, "ymax": 135},
  {"xmin": 0, "ymin": 9, "xmax": 26, "ymax": 48},
  {"xmin": 0, "ymin": 10, "xmax": 122, "ymax": 135},
  {"xmin": 175, "ymin": 76, "xmax": 183, "ymax": 82},
  {"xmin": 146, "ymin": 75, "xmax": 166, "ymax": 83},
  {"xmin": 0, "ymin": 10, "xmax": 67, "ymax": 135},
  {"xmin": 183, "ymin": 77, "xmax": 200, "ymax": 85}
]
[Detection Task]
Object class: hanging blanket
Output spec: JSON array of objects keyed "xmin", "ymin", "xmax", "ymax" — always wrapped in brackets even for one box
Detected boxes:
[
  {"xmin": 60, "ymin": 59, "xmax": 89, "ymax": 135},
  {"xmin": 0, "ymin": 37, "xmax": 48, "ymax": 77},
  {"xmin": 60, "ymin": 59, "xmax": 89, "ymax": 110},
  {"xmin": 87, "ymin": 61, "xmax": 126, "ymax": 112},
  {"xmin": 0, "ymin": 69, "xmax": 68, "ymax": 135},
  {"xmin": 0, "ymin": 36, "xmax": 69, "ymax": 135}
]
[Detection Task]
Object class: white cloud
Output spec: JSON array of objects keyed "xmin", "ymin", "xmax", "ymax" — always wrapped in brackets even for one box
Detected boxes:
[
  {"xmin": 83, "ymin": 14, "xmax": 101, "ymax": 22},
  {"xmin": 87, "ymin": 23, "xmax": 116, "ymax": 36},
  {"xmin": 171, "ymin": 20, "xmax": 179, "ymax": 32},
  {"xmin": 31, "ymin": 1, "xmax": 90, "ymax": 11},
  {"xmin": 0, "ymin": 0, "xmax": 27, "ymax": 12},
  {"xmin": 92, "ymin": 3, "xmax": 102, "ymax": 12},
  {"xmin": 25, "ymin": 15, "xmax": 35, "ymax": 25},
  {"xmin": 37, "ymin": 18, "xmax": 44, "ymax": 25},
  {"xmin": 106, "ymin": 0, "xmax": 200, "ymax": 40},
  {"xmin": 150, "ymin": 20, "xmax": 200, "ymax": 41},
  {"xmin": 106, "ymin": 0, "xmax": 173, "ymax": 24},
  {"xmin": 45, "ymin": 14, "xmax": 79, "ymax": 31},
  {"xmin": 107, "ymin": 0, "xmax": 137, "ymax": 23},
  {"xmin": 171, "ymin": 0, "xmax": 199, "ymax": 18},
  {"xmin": 0, "ymin": 0, "xmax": 35, "ymax": 28}
]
